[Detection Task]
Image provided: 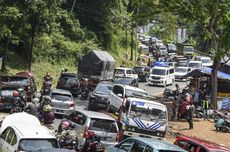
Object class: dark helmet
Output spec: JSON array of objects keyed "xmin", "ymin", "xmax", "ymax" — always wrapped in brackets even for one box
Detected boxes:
[{"xmin": 43, "ymin": 96, "xmax": 51, "ymax": 103}]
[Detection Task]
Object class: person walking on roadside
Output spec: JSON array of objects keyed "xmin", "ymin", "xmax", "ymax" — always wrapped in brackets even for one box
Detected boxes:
[
  {"xmin": 202, "ymin": 97, "xmax": 209, "ymax": 120},
  {"xmin": 187, "ymin": 102, "xmax": 194, "ymax": 129},
  {"xmin": 172, "ymin": 97, "xmax": 179, "ymax": 120}
]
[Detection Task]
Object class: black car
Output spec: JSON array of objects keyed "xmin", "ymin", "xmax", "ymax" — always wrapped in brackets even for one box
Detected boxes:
[
  {"xmin": 113, "ymin": 77, "xmax": 139, "ymax": 87},
  {"xmin": 88, "ymin": 81, "xmax": 114, "ymax": 111},
  {"xmin": 133, "ymin": 66, "xmax": 150, "ymax": 82},
  {"xmin": 56, "ymin": 73, "xmax": 80, "ymax": 96},
  {"xmin": 0, "ymin": 84, "xmax": 24, "ymax": 111}
]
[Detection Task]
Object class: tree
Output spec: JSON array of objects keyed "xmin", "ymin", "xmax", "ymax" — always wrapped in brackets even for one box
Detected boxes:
[{"xmin": 161, "ymin": 0, "xmax": 230, "ymax": 107}]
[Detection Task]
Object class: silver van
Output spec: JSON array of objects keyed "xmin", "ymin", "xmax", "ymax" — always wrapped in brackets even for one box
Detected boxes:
[{"xmin": 64, "ymin": 109, "xmax": 119, "ymax": 149}]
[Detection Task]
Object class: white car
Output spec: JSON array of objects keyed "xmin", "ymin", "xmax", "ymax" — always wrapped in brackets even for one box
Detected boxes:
[
  {"xmin": 188, "ymin": 60, "xmax": 203, "ymax": 71},
  {"xmin": 175, "ymin": 67, "xmax": 191, "ymax": 81},
  {"xmin": 0, "ymin": 112, "xmax": 58, "ymax": 152},
  {"xmin": 64, "ymin": 109, "xmax": 119, "ymax": 149},
  {"xmin": 114, "ymin": 67, "xmax": 138, "ymax": 79},
  {"xmin": 195, "ymin": 56, "xmax": 213, "ymax": 67},
  {"xmin": 159, "ymin": 46, "xmax": 168, "ymax": 56}
]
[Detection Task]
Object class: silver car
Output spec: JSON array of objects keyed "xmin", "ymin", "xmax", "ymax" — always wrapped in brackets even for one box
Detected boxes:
[
  {"xmin": 64, "ymin": 109, "xmax": 119, "ymax": 149},
  {"xmin": 50, "ymin": 89, "xmax": 75, "ymax": 115}
]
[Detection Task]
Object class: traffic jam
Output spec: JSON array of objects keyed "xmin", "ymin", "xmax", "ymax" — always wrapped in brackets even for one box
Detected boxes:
[{"xmin": 0, "ymin": 38, "xmax": 230, "ymax": 152}]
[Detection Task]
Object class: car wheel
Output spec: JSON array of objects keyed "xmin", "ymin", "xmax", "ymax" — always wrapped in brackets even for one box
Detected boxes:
[{"xmin": 105, "ymin": 102, "xmax": 110, "ymax": 112}]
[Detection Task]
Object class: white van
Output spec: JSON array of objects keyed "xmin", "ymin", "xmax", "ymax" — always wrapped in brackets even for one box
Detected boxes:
[{"xmin": 149, "ymin": 66, "xmax": 175, "ymax": 87}]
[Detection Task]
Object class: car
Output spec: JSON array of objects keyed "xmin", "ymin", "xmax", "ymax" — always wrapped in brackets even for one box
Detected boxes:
[
  {"xmin": 107, "ymin": 137, "xmax": 186, "ymax": 152},
  {"xmin": 50, "ymin": 89, "xmax": 75, "ymax": 115},
  {"xmin": 114, "ymin": 67, "xmax": 138, "ymax": 79},
  {"xmin": 138, "ymin": 44, "xmax": 149, "ymax": 55},
  {"xmin": 177, "ymin": 60, "xmax": 188, "ymax": 67},
  {"xmin": 113, "ymin": 77, "xmax": 139, "ymax": 87},
  {"xmin": 88, "ymin": 81, "xmax": 114, "ymax": 110},
  {"xmin": 63, "ymin": 109, "xmax": 119, "ymax": 149},
  {"xmin": 175, "ymin": 67, "xmax": 191, "ymax": 81},
  {"xmin": 158, "ymin": 45, "xmax": 168, "ymax": 56},
  {"xmin": 0, "ymin": 112, "xmax": 58, "ymax": 152},
  {"xmin": 149, "ymin": 65, "xmax": 175, "ymax": 87},
  {"xmin": 194, "ymin": 56, "xmax": 213, "ymax": 67},
  {"xmin": 133, "ymin": 66, "xmax": 150, "ymax": 82},
  {"xmin": 174, "ymin": 135, "xmax": 230, "ymax": 152},
  {"xmin": 188, "ymin": 60, "xmax": 203, "ymax": 71},
  {"xmin": 56, "ymin": 72, "xmax": 80, "ymax": 96},
  {"xmin": 0, "ymin": 84, "xmax": 24, "ymax": 111},
  {"xmin": 30, "ymin": 148, "xmax": 75, "ymax": 152}
]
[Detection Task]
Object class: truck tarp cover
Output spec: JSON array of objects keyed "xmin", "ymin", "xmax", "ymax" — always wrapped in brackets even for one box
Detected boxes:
[{"xmin": 78, "ymin": 50, "xmax": 115, "ymax": 80}]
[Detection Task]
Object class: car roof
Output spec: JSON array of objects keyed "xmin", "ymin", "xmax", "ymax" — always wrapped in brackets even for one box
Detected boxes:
[
  {"xmin": 189, "ymin": 60, "xmax": 202, "ymax": 63},
  {"xmin": 0, "ymin": 112, "xmax": 41, "ymax": 134},
  {"xmin": 61, "ymin": 72, "xmax": 76, "ymax": 77},
  {"xmin": 115, "ymin": 67, "xmax": 133, "ymax": 70},
  {"xmin": 129, "ymin": 137, "xmax": 186, "ymax": 151},
  {"xmin": 127, "ymin": 98, "xmax": 167, "ymax": 111},
  {"xmin": 152, "ymin": 66, "xmax": 173, "ymax": 69},
  {"xmin": 12, "ymin": 125, "xmax": 55, "ymax": 139},
  {"xmin": 51, "ymin": 89, "xmax": 72, "ymax": 95},
  {"xmin": 177, "ymin": 135, "xmax": 230, "ymax": 151},
  {"xmin": 176, "ymin": 66, "xmax": 189, "ymax": 69},
  {"xmin": 76, "ymin": 109, "xmax": 115, "ymax": 121}
]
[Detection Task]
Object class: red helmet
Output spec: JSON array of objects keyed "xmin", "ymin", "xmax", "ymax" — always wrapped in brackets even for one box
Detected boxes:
[
  {"xmin": 13, "ymin": 91, "xmax": 19, "ymax": 97},
  {"xmin": 88, "ymin": 131, "xmax": 94, "ymax": 138}
]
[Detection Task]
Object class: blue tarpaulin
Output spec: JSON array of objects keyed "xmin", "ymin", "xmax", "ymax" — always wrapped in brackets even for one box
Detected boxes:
[{"xmin": 185, "ymin": 67, "xmax": 230, "ymax": 82}]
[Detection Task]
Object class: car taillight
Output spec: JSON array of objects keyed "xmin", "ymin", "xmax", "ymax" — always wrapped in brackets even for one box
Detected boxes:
[
  {"xmin": 68, "ymin": 101, "xmax": 75, "ymax": 107},
  {"xmin": 83, "ymin": 126, "xmax": 89, "ymax": 138}
]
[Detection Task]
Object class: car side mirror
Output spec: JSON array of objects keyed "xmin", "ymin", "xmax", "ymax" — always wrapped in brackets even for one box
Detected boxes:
[{"xmin": 115, "ymin": 144, "xmax": 120, "ymax": 148}]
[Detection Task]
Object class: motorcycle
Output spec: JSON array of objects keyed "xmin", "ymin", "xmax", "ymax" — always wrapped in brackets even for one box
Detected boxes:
[
  {"xmin": 215, "ymin": 118, "xmax": 230, "ymax": 132},
  {"xmin": 81, "ymin": 88, "xmax": 89, "ymax": 99},
  {"xmin": 213, "ymin": 110, "xmax": 229, "ymax": 122},
  {"xmin": 163, "ymin": 88, "xmax": 180, "ymax": 98}
]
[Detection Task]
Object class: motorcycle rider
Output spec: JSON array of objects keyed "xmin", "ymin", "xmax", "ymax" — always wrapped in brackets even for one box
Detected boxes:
[
  {"xmin": 80, "ymin": 78, "xmax": 89, "ymax": 98},
  {"xmin": 11, "ymin": 90, "xmax": 26, "ymax": 113},
  {"xmin": 40, "ymin": 104, "xmax": 55, "ymax": 127},
  {"xmin": 81, "ymin": 131, "xmax": 104, "ymax": 152},
  {"xmin": 39, "ymin": 95, "xmax": 52, "ymax": 112},
  {"xmin": 24, "ymin": 98, "xmax": 39, "ymax": 117},
  {"xmin": 42, "ymin": 72, "xmax": 52, "ymax": 95}
]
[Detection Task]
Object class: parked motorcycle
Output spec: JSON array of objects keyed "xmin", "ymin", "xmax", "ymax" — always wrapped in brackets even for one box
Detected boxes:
[
  {"xmin": 163, "ymin": 88, "xmax": 180, "ymax": 98},
  {"xmin": 215, "ymin": 118, "xmax": 230, "ymax": 132},
  {"xmin": 213, "ymin": 110, "xmax": 230, "ymax": 122}
]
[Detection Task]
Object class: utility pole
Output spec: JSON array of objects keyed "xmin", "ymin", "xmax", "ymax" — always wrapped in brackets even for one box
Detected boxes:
[{"xmin": 70, "ymin": 0, "xmax": 77, "ymax": 13}]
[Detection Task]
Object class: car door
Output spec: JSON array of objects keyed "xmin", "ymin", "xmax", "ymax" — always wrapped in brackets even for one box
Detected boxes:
[
  {"xmin": 110, "ymin": 85, "xmax": 124, "ymax": 111},
  {"xmin": 0, "ymin": 127, "xmax": 17, "ymax": 152}
]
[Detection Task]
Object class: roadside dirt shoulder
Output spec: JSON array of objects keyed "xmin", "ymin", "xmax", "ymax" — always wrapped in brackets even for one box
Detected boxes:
[{"xmin": 166, "ymin": 118, "xmax": 230, "ymax": 148}]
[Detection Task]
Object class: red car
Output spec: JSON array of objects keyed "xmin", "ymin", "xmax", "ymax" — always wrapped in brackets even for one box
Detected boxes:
[{"xmin": 174, "ymin": 135, "xmax": 230, "ymax": 152}]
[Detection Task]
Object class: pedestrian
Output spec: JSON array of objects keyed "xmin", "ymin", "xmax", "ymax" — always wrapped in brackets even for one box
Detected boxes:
[
  {"xmin": 172, "ymin": 97, "xmax": 178, "ymax": 120},
  {"xmin": 187, "ymin": 102, "xmax": 194, "ymax": 129},
  {"xmin": 202, "ymin": 96, "xmax": 209, "ymax": 120},
  {"xmin": 193, "ymin": 88, "xmax": 200, "ymax": 107}
]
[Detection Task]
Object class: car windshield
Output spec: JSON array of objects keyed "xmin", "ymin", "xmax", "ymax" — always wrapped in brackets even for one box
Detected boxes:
[
  {"xmin": 130, "ymin": 101, "xmax": 167, "ymax": 121},
  {"xmin": 125, "ymin": 89, "xmax": 148, "ymax": 97},
  {"xmin": 175, "ymin": 68, "xmax": 187, "ymax": 73},
  {"xmin": 188, "ymin": 63, "xmax": 201, "ymax": 68},
  {"xmin": 115, "ymin": 69, "xmax": 125, "ymax": 75},
  {"xmin": 202, "ymin": 58, "xmax": 212, "ymax": 63},
  {"xmin": 51, "ymin": 93, "xmax": 72, "ymax": 101},
  {"xmin": 9, "ymin": 77, "xmax": 29, "ymax": 85},
  {"xmin": 59, "ymin": 76, "xmax": 76, "ymax": 85},
  {"xmin": 89, "ymin": 118, "xmax": 117, "ymax": 133},
  {"xmin": 184, "ymin": 47, "xmax": 194, "ymax": 52},
  {"xmin": 151, "ymin": 69, "xmax": 166, "ymax": 75},
  {"xmin": 95, "ymin": 83, "xmax": 113, "ymax": 94},
  {"xmin": 18, "ymin": 139, "xmax": 58, "ymax": 151},
  {"xmin": 114, "ymin": 78, "xmax": 133, "ymax": 85},
  {"xmin": 0, "ymin": 89, "xmax": 15, "ymax": 96}
]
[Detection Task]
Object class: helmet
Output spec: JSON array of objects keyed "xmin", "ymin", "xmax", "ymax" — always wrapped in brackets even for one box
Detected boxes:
[
  {"xmin": 13, "ymin": 91, "xmax": 19, "ymax": 97},
  {"xmin": 43, "ymin": 96, "xmax": 51, "ymax": 104},
  {"xmin": 43, "ymin": 104, "xmax": 53, "ymax": 112},
  {"xmin": 62, "ymin": 121, "xmax": 70, "ymax": 129},
  {"xmin": 88, "ymin": 131, "xmax": 94, "ymax": 139}
]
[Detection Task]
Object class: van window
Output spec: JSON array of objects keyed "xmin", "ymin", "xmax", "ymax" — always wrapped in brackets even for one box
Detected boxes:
[
  {"xmin": 89, "ymin": 118, "xmax": 117, "ymax": 133},
  {"xmin": 151, "ymin": 69, "xmax": 166, "ymax": 75},
  {"xmin": 169, "ymin": 69, "xmax": 174, "ymax": 74}
]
